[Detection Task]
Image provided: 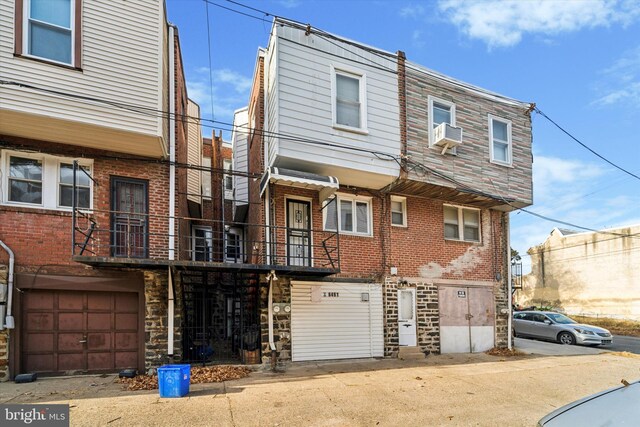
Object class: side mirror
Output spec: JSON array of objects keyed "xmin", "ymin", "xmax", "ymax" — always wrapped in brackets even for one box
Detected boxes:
[{"xmin": 544, "ymin": 319, "xmax": 552, "ymax": 325}]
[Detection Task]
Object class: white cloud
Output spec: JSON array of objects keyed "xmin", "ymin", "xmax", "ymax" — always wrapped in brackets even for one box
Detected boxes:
[
  {"xmin": 412, "ymin": 29, "xmax": 425, "ymax": 48},
  {"xmin": 533, "ymin": 155, "xmax": 606, "ymax": 202},
  {"xmin": 438, "ymin": 0, "xmax": 640, "ymax": 48},
  {"xmin": 592, "ymin": 46, "xmax": 640, "ymax": 108},
  {"xmin": 278, "ymin": 0, "xmax": 300, "ymax": 9},
  {"xmin": 399, "ymin": 4, "xmax": 425, "ymax": 18}
]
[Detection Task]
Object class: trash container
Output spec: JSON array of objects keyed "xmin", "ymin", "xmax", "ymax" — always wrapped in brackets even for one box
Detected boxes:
[{"xmin": 158, "ymin": 364, "xmax": 190, "ymax": 398}]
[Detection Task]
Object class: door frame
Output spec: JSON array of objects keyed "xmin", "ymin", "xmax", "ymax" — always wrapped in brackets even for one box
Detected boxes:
[
  {"xmin": 284, "ymin": 196, "xmax": 313, "ymax": 267},
  {"xmin": 397, "ymin": 288, "xmax": 417, "ymax": 347},
  {"xmin": 110, "ymin": 176, "xmax": 149, "ymax": 258}
]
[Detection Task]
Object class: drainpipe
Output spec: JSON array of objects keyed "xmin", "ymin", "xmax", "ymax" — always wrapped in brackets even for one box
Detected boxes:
[
  {"xmin": 267, "ymin": 270, "xmax": 277, "ymax": 370},
  {"xmin": 167, "ymin": 24, "xmax": 176, "ymax": 359},
  {"xmin": 0, "ymin": 239, "xmax": 15, "ymax": 330},
  {"xmin": 506, "ymin": 213, "xmax": 513, "ymax": 350}
]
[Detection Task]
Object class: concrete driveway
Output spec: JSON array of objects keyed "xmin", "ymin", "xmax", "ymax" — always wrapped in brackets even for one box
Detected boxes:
[
  {"xmin": 2, "ymin": 352, "xmax": 639, "ymax": 427},
  {"xmin": 514, "ymin": 337, "xmax": 607, "ymax": 356}
]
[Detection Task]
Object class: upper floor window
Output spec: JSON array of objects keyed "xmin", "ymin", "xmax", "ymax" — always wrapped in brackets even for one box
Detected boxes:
[
  {"xmin": 201, "ymin": 156, "xmax": 212, "ymax": 198},
  {"xmin": 223, "ymin": 159, "xmax": 233, "ymax": 199},
  {"xmin": 390, "ymin": 196, "xmax": 407, "ymax": 227},
  {"xmin": 323, "ymin": 194, "xmax": 372, "ymax": 236},
  {"xmin": 428, "ymin": 96, "xmax": 456, "ymax": 148},
  {"xmin": 489, "ymin": 115, "xmax": 512, "ymax": 166},
  {"xmin": 1, "ymin": 150, "xmax": 93, "ymax": 210},
  {"xmin": 444, "ymin": 205, "xmax": 480, "ymax": 243},
  {"xmin": 331, "ymin": 66, "xmax": 368, "ymax": 133},
  {"xmin": 24, "ymin": 0, "xmax": 75, "ymax": 65}
]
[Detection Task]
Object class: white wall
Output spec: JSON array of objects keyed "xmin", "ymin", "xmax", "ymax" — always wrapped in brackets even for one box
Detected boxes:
[{"xmin": 232, "ymin": 108, "xmax": 249, "ymax": 206}]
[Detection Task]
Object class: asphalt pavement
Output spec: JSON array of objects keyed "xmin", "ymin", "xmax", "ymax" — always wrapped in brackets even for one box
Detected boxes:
[
  {"xmin": 514, "ymin": 335, "xmax": 640, "ymax": 355},
  {"xmin": 609, "ymin": 335, "xmax": 640, "ymax": 354}
]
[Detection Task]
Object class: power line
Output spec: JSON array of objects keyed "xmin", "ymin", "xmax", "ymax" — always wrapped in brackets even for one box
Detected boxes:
[{"xmin": 534, "ymin": 107, "xmax": 640, "ymax": 182}]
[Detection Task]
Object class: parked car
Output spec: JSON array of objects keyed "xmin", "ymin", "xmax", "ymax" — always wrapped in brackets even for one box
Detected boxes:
[
  {"xmin": 538, "ymin": 379, "xmax": 639, "ymax": 426},
  {"xmin": 513, "ymin": 311, "xmax": 613, "ymax": 346}
]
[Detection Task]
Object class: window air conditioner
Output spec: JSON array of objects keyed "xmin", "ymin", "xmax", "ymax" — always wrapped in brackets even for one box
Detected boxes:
[{"xmin": 433, "ymin": 123, "xmax": 463, "ymax": 154}]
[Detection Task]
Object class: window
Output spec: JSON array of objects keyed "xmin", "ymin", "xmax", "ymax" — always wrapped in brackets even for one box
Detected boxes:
[
  {"xmin": 223, "ymin": 159, "xmax": 233, "ymax": 199},
  {"xmin": 59, "ymin": 163, "xmax": 90, "ymax": 208},
  {"xmin": 225, "ymin": 227, "xmax": 243, "ymax": 263},
  {"xmin": 192, "ymin": 226, "xmax": 213, "ymax": 261},
  {"xmin": 331, "ymin": 66, "xmax": 367, "ymax": 132},
  {"xmin": 323, "ymin": 194, "xmax": 372, "ymax": 236},
  {"xmin": 201, "ymin": 156, "xmax": 211, "ymax": 198},
  {"xmin": 489, "ymin": 115, "xmax": 512, "ymax": 166},
  {"xmin": 2, "ymin": 150, "xmax": 93, "ymax": 210},
  {"xmin": 24, "ymin": 0, "xmax": 75, "ymax": 65},
  {"xmin": 443, "ymin": 205, "xmax": 480, "ymax": 242},
  {"xmin": 428, "ymin": 96, "xmax": 456, "ymax": 148},
  {"xmin": 390, "ymin": 196, "xmax": 407, "ymax": 227}
]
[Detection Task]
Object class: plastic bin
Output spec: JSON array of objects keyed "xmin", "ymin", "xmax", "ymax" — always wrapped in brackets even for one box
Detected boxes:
[{"xmin": 158, "ymin": 364, "xmax": 190, "ymax": 398}]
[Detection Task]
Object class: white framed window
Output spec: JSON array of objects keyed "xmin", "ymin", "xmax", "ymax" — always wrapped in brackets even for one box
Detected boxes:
[
  {"xmin": 201, "ymin": 156, "xmax": 211, "ymax": 198},
  {"xmin": 323, "ymin": 194, "xmax": 372, "ymax": 236},
  {"xmin": 443, "ymin": 204, "xmax": 480, "ymax": 243},
  {"xmin": 390, "ymin": 195, "xmax": 407, "ymax": 227},
  {"xmin": 331, "ymin": 65, "xmax": 368, "ymax": 133},
  {"xmin": 24, "ymin": 0, "xmax": 75, "ymax": 65},
  {"xmin": 225, "ymin": 227, "xmax": 244, "ymax": 263},
  {"xmin": 1, "ymin": 150, "xmax": 93, "ymax": 211},
  {"xmin": 428, "ymin": 96, "xmax": 456, "ymax": 149},
  {"xmin": 223, "ymin": 159, "xmax": 233, "ymax": 199},
  {"xmin": 489, "ymin": 115, "xmax": 512, "ymax": 166},
  {"xmin": 192, "ymin": 226, "xmax": 213, "ymax": 261}
]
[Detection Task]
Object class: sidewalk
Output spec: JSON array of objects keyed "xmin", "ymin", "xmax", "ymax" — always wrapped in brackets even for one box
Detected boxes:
[{"xmin": 2, "ymin": 352, "xmax": 638, "ymax": 426}]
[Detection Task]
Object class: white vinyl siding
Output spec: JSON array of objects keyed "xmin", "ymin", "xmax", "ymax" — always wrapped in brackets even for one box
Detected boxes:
[
  {"xmin": 266, "ymin": 24, "xmax": 400, "ymax": 181},
  {"xmin": 291, "ymin": 282, "xmax": 384, "ymax": 362},
  {"xmin": 489, "ymin": 115, "xmax": 512, "ymax": 166},
  {"xmin": 0, "ymin": 0, "xmax": 164, "ymax": 137},
  {"xmin": 186, "ymin": 100, "xmax": 202, "ymax": 204},
  {"xmin": 444, "ymin": 205, "xmax": 480, "ymax": 243},
  {"xmin": 232, "ymin": 108, "xmax": 249, "ymax": 206}
]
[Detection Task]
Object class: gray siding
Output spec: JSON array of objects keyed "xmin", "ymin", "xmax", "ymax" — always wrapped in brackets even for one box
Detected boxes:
[{"xmin": 233, "ymin": 109, "xmax": 249, "ymax": 205}]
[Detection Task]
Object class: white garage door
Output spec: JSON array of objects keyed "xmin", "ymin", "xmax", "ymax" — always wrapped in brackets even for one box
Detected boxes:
[{"xmin": 291, "ymin": 282, "xmax": 384, "ymax": 362}]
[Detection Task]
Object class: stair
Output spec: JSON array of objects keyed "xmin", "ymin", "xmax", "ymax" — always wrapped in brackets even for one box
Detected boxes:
[{"xmin": 398, "ymin": 346, "xmax": 425, "ymax": 360}]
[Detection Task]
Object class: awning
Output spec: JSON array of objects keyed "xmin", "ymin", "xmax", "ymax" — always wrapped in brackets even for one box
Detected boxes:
[{"xmin": 260, "ymin": 167, "xmax": 339, "ymax": 202}]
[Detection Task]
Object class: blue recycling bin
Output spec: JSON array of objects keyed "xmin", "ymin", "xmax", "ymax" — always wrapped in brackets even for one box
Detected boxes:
[{"xmin": 158, "ymin": 364, "xmax": 190, "ymax": 398}]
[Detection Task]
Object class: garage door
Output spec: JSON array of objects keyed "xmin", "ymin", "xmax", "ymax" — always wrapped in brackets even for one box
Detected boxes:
[
  {"xmin": 439, "ymin": 286, "xmax": 495, "ymax": 353},
  {"xmin": 22, "ymin": 290, "xmax": 140, "ymax": 374},
  {"xmin": 291, "ymin": 282, "xmax": 383, "ymax": 362}
]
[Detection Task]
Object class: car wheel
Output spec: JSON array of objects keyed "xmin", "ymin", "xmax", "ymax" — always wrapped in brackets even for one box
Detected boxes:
[{"xmin": 558, "ymin": 332, "xmax": 576, "ymax": 345}]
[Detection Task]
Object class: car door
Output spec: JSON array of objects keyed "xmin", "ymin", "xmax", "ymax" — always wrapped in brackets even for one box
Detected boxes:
[
  {"xmin": 513, "ymin": 313, "xmax": 528, "ymax": 335},
  {"xmin": 529, "ymin": 313, "xmax": 549, "ymax": 338}
]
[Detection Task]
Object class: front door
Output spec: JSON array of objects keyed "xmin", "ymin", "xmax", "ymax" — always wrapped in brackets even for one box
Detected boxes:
[
  {"xmin": 398, "ymin": 288, "xmax": 417, "ymax": 346},
  {"xmin": 111, "ymin": 178, "xmax": 148, "ymax": 258},
  {"xmin": 286, "ymin": 200, "xmax": 311, "ymax": 266}
]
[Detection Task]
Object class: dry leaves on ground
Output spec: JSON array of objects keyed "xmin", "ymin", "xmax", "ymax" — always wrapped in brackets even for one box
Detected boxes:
[
  {"xmin": 116, "ymin": 365, "xmax": 252, "ymax": 391},
  {"xmin": 485, "ymin": 347, "xmax": 526, "ymax": 357}
]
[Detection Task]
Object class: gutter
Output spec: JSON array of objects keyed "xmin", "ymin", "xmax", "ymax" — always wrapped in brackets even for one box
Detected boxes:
[
  {"xmin": 167, "ymin": 23, "xmax": 176, "ymax": 357},
  {"xmin": 506, "ymin": 213, "xmax": 513, "ymax": 350},
  {"xmin": 0, "ymin": 239, "xmax": 15, "ymax": 329}
]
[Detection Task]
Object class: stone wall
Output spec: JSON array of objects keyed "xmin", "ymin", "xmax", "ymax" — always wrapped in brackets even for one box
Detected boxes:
[
  {"xmin": 260, "ymin": 277, "xmax": 291, "ymax": 364},
  {"xmin": 384, "ymin": 277, "xmax": 440, "ymax": 357}
]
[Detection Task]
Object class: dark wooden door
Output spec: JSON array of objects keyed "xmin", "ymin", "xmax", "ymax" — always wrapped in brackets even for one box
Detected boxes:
[
  {"xmin": 22, "ymin": 290, "xmax": 139, "ymax": 374},
  {"xmin": 111, "ymin": 178, "xmax": 148, "ymax": 258}
]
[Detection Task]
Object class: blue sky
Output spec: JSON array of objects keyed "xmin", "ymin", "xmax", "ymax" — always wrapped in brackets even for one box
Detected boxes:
[{"xmin": 166, "ymin": 0, "xmax": 640, "ymax": 270}]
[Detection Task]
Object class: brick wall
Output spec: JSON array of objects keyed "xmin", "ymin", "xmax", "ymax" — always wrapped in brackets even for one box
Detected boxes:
[{"xmin": 247, "ymin": 56, "xmax": 265, "ymax": 264}]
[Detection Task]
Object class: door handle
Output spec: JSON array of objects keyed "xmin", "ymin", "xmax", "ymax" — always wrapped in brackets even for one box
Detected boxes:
[{"xmin": 79, "ymin": 339, "xmax": 87, "ymax": 343}]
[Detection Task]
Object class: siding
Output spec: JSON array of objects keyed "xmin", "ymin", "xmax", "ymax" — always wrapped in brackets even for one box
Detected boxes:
[
  {"xmin": 269, "ymin": 23, "xmax": 400, "ymax": 180},
  {"xmin": 0, "ymin": 0, "xmax": 164, "ymax": 139},
  {"xmin": 290, "ymin": 282, "xmax": 384, "ymax": 361},
  {"xmin": 232, "ymin": 109, "xmax": 249, "ymax": 205},
  {"xmin": 186, "ymin": 100, "xmax": 202, "ymax": 204}
]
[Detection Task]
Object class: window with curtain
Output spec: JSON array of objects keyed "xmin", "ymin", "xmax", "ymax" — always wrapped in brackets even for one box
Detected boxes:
[
  {"xmin": 323, "ymin": 195, "xmax": 371, "ymax": 235},
  {"xmin": 444, "ymin": 205, "xmax": 480, "ymax": 243}
]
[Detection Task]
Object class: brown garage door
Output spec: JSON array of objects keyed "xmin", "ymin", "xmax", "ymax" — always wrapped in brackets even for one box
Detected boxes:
[{"xmin": 22, "ymin": 290, "xmax": 139, "ymax": 374}]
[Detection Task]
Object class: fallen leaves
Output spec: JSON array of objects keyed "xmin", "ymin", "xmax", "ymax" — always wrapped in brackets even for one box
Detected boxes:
[
  {"xmin": 485, "ymin": 347, "xmax": 526, "ymax": 357},
  {"xmin": 116, "ymin": 365, "xmax": 252, "ymax": 391}
]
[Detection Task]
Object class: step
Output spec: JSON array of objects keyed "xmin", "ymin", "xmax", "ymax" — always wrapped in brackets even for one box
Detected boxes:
[{"xmin": 398, "ymin": 346, "xmax": 425, "ymax": 360}]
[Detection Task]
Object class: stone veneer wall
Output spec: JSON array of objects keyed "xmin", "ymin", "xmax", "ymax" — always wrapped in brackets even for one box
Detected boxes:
[
  {"xmin": 260, "ymin": 277, "xmax": 291, "ymax": 364},
  {"xmin": 144, "ymin": 270, "xmax": 182, "ymax": 373},
  {"xmin": 384, "ymin": 277, "xmax": 440, "ymax": 357},
  {"xmin": 0, "ymin": 265, "xmax": 8, "ymax": 381}
]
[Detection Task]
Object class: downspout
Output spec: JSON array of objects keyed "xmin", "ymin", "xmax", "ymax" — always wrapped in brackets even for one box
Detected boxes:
[
  {"xmin": 167, "ymin": 24, "xmax": 176, "ymax": 358},
  {"xmin": 506, "ymin": 213, "xmax": 513, "ymax": 350},
  {"xmin": 267, "ymin": 270, "xmax": 277, "ymax": 370},
  {"xmin": 0, "ymin": 239, "xmax": 15, "ymax": 329}
]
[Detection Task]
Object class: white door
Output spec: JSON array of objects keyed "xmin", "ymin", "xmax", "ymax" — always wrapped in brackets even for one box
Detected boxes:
[
  {"xmin": 398, "ymin": 288, "xmax": 417, "ymax": 346},
  {"xmin": 291, "ymin": 282, "xmax": 384, "ymax": 362}
]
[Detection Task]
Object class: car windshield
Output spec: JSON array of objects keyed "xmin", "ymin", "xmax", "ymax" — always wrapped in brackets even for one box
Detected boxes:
[{"xmin": 546, "ymin": 313, "xmax": 577, "ymax": 324}]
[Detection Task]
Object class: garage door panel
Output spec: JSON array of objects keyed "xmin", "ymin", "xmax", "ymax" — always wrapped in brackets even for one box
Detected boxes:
[
  {"xmin": 58, "ymin": 333, "xmax": 84, "ymax": 351},
  {"xmin": 26, "ymin": 313, "xmax": 53, "ymax": 330},
  {"xmin": 115, "ymin": 293, "xmax": 138, "ymax": 312},
  {"xmin": 59, "ymin": 312, "xmax": 84, "ymax": 330},
  {"xmin": 26, "ymin": 333, "xmax": 54, "ymax": 351},
  {"xmin": 25, "ymin": 291, "xmax": 54, "ymax": 309},
  {"xmin": 58, "ymin": 353, "xmax": 83, "ymax": 371},
  {"xmin": 291, "ymin": 283, "xmax": 383, "ymax": 362},
  {"xmin": 88, "ymin": 352, "xmax": 114, "ymax": 370},
  {"xmin": 88, "ymin": 333, "xmax": 111, "ymax": 350},
  {"xmin": 115, "ymin": 351, "xmax": 138, "ymax": 368},
  {"xmin": 115, "ymin": 332, "xmax": 138, "ymax": 350},
  {"xmin": 58, "ymin": 293, "xmax": 84, "ymax": 310},
  {"xmin": 25, "ymin": 354, "xmax": 54, "ymax": 372},
  {"xmin": 87, "ymin": 292, "xmax": 112, "ymax": 310},
  {"xmin": 88, "ymin": 313, "xmax": 111, "ymax": 330},
  {"xmin": 116, "ymin": 313, "xmax": 138, "ymax": 330}
]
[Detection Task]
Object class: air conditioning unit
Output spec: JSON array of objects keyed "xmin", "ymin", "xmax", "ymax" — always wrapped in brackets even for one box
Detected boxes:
[{"xmin": 432, "ymin": 123, "xmax": 463, "ymax": 154}]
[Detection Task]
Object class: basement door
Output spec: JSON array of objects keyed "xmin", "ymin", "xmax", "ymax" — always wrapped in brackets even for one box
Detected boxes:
[
  {"xmin": 290, "ymin": 282, "xmax": 384, "ymax": 361},
  {"xmin": 439, "ymin": 286, "xmax": 495, "ymax": 353}
]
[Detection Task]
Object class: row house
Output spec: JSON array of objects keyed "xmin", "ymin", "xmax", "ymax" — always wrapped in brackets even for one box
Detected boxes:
[
  {"xmin": 232, "ymin": 18, "xmax": 534, "ymax": 363},
  {"xmin": 0, "ymin": 0, "xmax": 215, "ymax": 379}
]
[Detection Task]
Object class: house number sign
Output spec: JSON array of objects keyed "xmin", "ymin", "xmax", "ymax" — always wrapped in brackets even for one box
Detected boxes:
[
  {"xmin": 323, "ymin": 292, "xmax": 339, "ymax": 297},
  {"xmin": 457, "ymin": 290, "xmax": 466, "ymax": 298}
]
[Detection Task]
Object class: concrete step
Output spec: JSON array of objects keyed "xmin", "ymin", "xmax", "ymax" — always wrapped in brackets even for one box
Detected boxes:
[{"xmin": 398, "ymin": 346, "xmax": 425, "ymax": 360}]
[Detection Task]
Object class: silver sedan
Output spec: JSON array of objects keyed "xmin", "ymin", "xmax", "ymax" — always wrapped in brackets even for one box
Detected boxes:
[{"xmin": 513, "ymin": 311, "xmax": 613, "ymax": 346}]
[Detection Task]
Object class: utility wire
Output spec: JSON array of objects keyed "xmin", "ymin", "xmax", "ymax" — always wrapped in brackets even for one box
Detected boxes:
[{"xmin": 534, "ymin": 107, "xmax": 640, "ymax": 182}]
